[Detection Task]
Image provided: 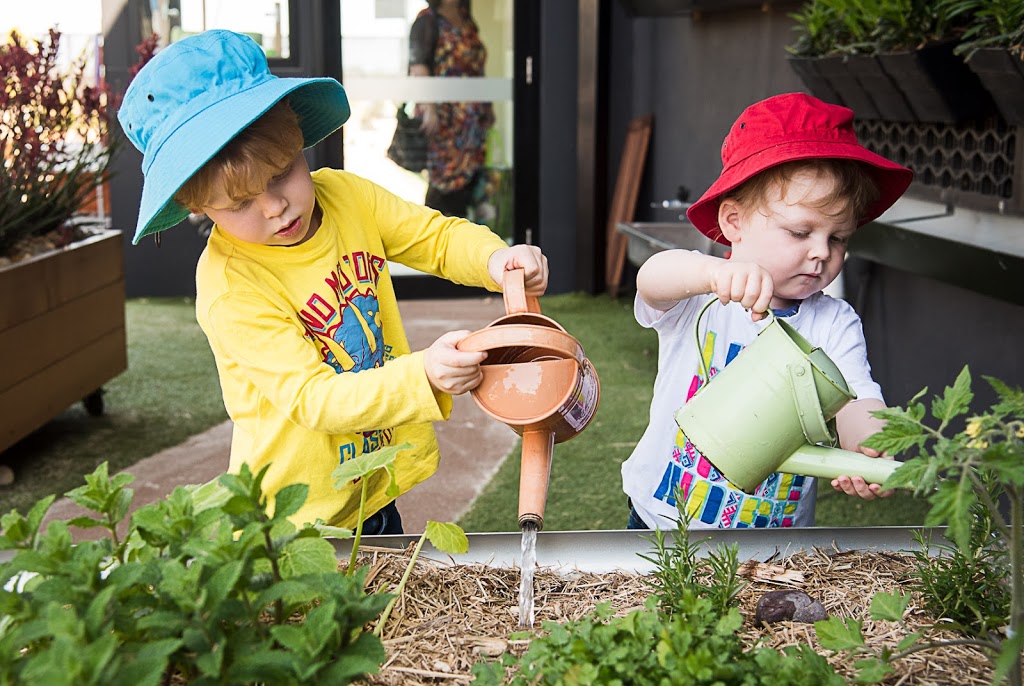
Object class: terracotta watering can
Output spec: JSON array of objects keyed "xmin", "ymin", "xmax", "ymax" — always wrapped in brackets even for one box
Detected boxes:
[
  {"xmin": 674, "ymin": 299, "xmax": 899, "ymax": 494},
  {"xmin": 456, "ymin": 269, "xmax": 601, "ymax": 530}
]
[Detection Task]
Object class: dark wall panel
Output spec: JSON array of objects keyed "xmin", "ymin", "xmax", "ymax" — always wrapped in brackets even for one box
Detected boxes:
[{"xmin": 850, "ymin": 261, "xmax": 1024, "ymax": 413}]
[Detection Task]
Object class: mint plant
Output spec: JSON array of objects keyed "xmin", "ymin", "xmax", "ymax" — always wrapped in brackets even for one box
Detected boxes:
[
  {"xmin": 816, "ymin": 367, "xmax": 1023, "ymax": 685},
  {"xmin": 0, "ymin": 462, "xmax": 389, "ymax": 685}
]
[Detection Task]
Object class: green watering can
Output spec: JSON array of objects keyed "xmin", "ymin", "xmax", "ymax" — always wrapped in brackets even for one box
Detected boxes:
[{"xmin": 674, "ymin": 299, "xmax": 899, "ymax": 494}]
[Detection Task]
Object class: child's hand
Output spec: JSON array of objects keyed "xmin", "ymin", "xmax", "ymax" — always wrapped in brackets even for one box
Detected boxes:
[
  {"xmin": 708, "ymin": 260, "xmax": 774, "ymax": 321},
  {"xmin": 488, "ymin": 245, "xmax": 548, "ymax": 296},
  {"xmin": 423, "ymin": 330, "xmax": 487, "ymax": 395},
  {"xmin": 831, "ymin": 445, "xmax": 895, "ymax": 500}
]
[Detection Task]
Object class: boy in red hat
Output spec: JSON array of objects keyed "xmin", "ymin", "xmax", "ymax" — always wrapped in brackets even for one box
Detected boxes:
[{"xmin": 621, "ymin": 93, "xmax": 913, "ymax": 530}]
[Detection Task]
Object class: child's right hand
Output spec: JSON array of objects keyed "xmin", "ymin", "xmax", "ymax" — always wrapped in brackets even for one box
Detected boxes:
[
  {"xmin": 423, "ymin": 330, "xmax": 487, "ymax": 395},
  {"xmin": 709, "ymin": 260, "xmax": 774, "ymax": 321}
]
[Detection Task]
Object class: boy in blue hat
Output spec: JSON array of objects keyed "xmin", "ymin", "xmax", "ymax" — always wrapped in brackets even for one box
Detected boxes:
[{"xmin": 119, "ymin": 30, "xmax": 548, "ymax": 533}]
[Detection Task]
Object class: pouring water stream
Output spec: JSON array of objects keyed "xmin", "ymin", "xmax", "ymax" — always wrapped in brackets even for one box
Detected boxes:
[{"xmin": 518, "ymin": 522, "xmax": 538, "ymax": 627}]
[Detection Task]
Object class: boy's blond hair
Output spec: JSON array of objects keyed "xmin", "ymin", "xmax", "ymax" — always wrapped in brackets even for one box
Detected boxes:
[
  {"xmin": 724, "ymin": 159, "xmax": 880, "ymax": 226},
  {"xmin": 176, "ymin": 100, "xmax": 304, "ymax": 210}
]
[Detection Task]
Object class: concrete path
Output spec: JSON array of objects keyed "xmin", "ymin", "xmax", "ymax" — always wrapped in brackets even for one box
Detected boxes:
[{"xmin": 44, "ymin": 297, "xmax": 519, "ymax": 535}]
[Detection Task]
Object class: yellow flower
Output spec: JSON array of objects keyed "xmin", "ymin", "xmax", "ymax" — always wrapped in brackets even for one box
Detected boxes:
[
  {"xmin": 965, "ymin": 418, "xmax": 983, "ymax": 438},
  {"xmin": 967, "ymin": 439, "xmax": 988, "ymax": 450},
  {"xmin": 1015, "ymin": 423, "xmax": 1024, "ymax": 439}
]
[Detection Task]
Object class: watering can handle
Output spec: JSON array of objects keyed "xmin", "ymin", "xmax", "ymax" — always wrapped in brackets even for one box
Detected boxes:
[
  {"xmin": 694, "ymin": 298, "xmax": 775, "ymax": 382},
  {"xmin": 503, "ymin": 269, "xmax": 542, "ymax": 315}
]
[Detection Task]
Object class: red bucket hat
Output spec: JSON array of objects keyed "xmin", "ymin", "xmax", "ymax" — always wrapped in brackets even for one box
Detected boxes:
[{"xmin": 685, "ymin": 93, "xmax": 913, "ymax": 245}]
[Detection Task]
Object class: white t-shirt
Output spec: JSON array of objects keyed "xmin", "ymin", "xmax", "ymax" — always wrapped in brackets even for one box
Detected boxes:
[{"xmin": 621, "ymin": 291, "xmax": 883, "ymax": 530}]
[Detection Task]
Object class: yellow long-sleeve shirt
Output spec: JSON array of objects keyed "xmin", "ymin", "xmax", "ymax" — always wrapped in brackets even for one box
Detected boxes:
[{"xmin": 195, "ymin": 169, "xmax": 507, "ymax": 527}]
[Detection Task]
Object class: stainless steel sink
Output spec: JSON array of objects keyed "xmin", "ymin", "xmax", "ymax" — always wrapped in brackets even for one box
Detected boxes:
[{"xmin": 617, "ymin": 221, "xmax": 730, "ymax": 266}]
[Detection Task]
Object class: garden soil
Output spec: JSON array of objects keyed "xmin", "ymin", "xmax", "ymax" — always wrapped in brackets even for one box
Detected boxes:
[{"xmin": 44, "ymin": 296, "xmax": 519, "ymax": 537}]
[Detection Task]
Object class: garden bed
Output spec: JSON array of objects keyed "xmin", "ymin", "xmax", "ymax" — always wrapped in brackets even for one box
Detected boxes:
[{"xmin": 356, "ymin": 545, "xmax": 992, "ymax": 685}]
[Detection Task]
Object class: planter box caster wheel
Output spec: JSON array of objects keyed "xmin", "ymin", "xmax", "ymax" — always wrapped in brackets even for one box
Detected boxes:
[{"xmin": 83, "ymin": 389, "xmax": 105, "ymax": 417}]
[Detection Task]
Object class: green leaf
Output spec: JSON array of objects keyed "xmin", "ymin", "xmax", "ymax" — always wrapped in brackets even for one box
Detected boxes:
[
  {"xmin": 931, "ymin": 366, "xmax": 972, "ymax": 427},
  {"xmin": 205, "ymin": 559, "xmax": 244, "ymax": 604},
  {"xmin": 225, "ymin": 649, "xmax": 298, "ymax": 683},
  {"xmin": 986, "ymin": 375, "xmax": 1024, "ymax": 416},
  {"xmin": 981, "ymin": 443, "xmax": 1024, "ymax": 486},
  {"xmin": 107, "ymin": 639, "xmax": 181, "ymax": 686},
  {"xmin": 186, "ymin": 478, "xmax": 233, "ymax": 513},
  {"xmin": 868, "ymin": 592, "xmax": 909, "ymax": 622},
  {"xmin": 321, "ymin": 631, "xmax": 386, "ymax": 682},
  {"xmin": 255, "ymin": 579, "xmax": 321, "ymax": 609},
  {"xmin": 384, "ymin": 463, "xmax": 400, "ymax": 498},
  {"xmin": 65, "ymin": 516, "xmax": 106, "ymax": 529},
  {"xmin": 272, "ymin": 483, "xmax": 309, "ymax": 521},
  {"xmin": 815, "ymin": 617, "xmax": 864, "ymax": 651},
  {"xmin": 331, "ymin": 442, "xmax": 413, "ymax": 485},
  {"xmin": 895, "ymin": 631, "xmax": 924, "ymax": 651},
  {"xmin": 424, "ymin": 521, "xmax": 469, "ymax": 555},
  {"xmin": 279, "ymin": 537, "xmax": 339, "ymax": 578},
  {"xmin": 313, "ymin": 522, "xmax": 353, "ymax": 540},
  {"xmin": 853, "ymin": 657, "xmax": 892, "ymax": 684},
  {"xmin": 269, "ymin": 623, "xmax": 314, "ymax": 656},
  {"xmin": 925, "ymin": 477, "xmax": 977, "ymax": 552},
  {"xmin": 861, "ymin": 412, "xmax": 927, "ymax": 456},
  {"xmin": 992, "ymin": 630, "xmax": 1024, "ymax": 685}
]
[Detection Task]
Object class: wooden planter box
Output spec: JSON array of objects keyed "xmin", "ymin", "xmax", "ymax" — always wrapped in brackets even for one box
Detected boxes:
[{"xmin": 0, "ymin": 229, "xmax": 127, "ymax": 453}]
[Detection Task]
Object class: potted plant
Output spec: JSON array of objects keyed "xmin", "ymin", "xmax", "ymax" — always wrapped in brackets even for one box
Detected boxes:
[
  {"xmin": 786, "ymin": 0, "xmax": 885, "ymax": 119},
  {"xmin": 786, "ymin": 0, "xmax": 998, "ymax": 124},
  {"xmin": 946, "ymin": 0, "xmax": 1024, "ymax": 126},
  {"xmin": 0, "ymin": 28, "xmax": 126, "ymax": 453},
  {"xmin": 870, "ymin": 0, "xmax": 998, "ymax": 124},
  {"xmin": 786, "ymin": 1, "xmax": 849, "ymax": 108}
]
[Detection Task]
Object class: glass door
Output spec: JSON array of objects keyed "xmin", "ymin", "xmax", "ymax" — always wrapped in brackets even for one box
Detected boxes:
[{"xmin": 339, "ymin": 0, "xmax": 514, "ymax": 249}]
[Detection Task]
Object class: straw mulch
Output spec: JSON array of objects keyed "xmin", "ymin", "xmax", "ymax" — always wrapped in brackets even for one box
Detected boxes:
[{"xmin": 354, "ymin": 544, "xmax": 998, "ymax": 686}]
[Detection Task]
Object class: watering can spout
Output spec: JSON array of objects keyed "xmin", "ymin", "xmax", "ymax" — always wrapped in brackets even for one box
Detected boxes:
[
  {"xmin": 518, "ymin": 431, "xmax": 554, "ymax": 530},
  {"xmin": 779, "ymin": 444, "xmax": 899, "ymax": 486}
]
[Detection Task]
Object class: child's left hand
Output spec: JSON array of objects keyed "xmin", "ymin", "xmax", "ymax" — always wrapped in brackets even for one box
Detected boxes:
[
  {"xmin": 488, "ymin": 245, "xmax": 548, "ymax": 295},
  {"xmin": 831, "ymin": 445, "xmax": 896, "ymax": 500}
]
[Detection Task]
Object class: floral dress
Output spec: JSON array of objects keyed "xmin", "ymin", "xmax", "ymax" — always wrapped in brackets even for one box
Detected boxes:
[{"xmin": 410, "ymin": 8, "xmax": 494, "ymax": 194}]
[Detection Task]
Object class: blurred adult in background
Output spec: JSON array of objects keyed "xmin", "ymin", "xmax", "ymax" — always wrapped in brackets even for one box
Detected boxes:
[{"xmin": 408, "ymin": 0, "xmax": 494, "ymax": 218}]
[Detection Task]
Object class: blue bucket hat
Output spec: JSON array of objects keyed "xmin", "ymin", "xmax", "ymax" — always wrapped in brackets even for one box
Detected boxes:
[{"xmin": 118, "ymin": 29, "xmax": 350, "ymax": 245}]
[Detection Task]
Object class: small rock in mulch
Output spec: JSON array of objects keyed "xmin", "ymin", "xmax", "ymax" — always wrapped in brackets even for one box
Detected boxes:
[
  {"xmin": 0, "ymin": 465, "xmax": 15, "ymax": 487},
  {"xmin": 754, "ymin": 589, "xmax": 828, "ymax": 626}
]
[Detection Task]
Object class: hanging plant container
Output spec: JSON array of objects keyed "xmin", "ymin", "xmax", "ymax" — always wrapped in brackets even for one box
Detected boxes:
[
  {"xmin": 963, "ymin": 47, "xmax": 1024, "ymax": 126},
  {"xmin": 845, "ymin": 55, "xmax": 916, "ymax": 122},
  {"xmin": 813, "ymin": 55, "xmax": 882, "ymax": 120},
  {"xmin": 877, "ymin": 42, "xmax": 998, "ymax": 124},
  {"xmin": 786, "ymin": 56, "xmax": 845, "ymax": 107}
]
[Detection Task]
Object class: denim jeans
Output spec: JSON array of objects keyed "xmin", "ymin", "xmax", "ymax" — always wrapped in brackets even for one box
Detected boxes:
[
  {"xmin": 626, "ymin": 498, "xmax": 652, "ymax": 530},
  {"xmin": 360, "ymin": 500, "xmax": 404, "ymax": 535}
]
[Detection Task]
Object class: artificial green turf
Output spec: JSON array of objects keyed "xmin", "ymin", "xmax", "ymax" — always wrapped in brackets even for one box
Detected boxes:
[
  {"xmin": 457, "ymin": 292, "xmax": 933, "ymax": 532},
  {"xmin": 0, "ymin": 298, "xmax": 227, "ymax": 516}
]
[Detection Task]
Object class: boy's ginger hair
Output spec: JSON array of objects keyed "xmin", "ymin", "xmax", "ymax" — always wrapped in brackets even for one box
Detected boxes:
[
  {"xmin": 724, "ymin": 159, "xmax": 880, "ymax": 226},
  {"xmin": 176, "ymin": 100, "xmax": 304, "ymax": 210}
]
